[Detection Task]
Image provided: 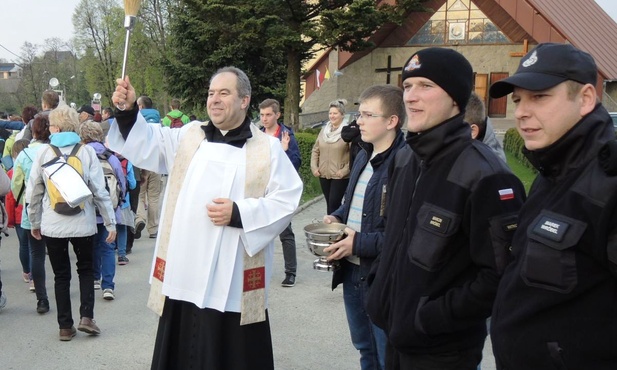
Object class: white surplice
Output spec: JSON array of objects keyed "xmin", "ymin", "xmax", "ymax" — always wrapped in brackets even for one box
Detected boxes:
[{"xmin": 108, "ymin": 113, "xmax": 303, "ymax": 313}]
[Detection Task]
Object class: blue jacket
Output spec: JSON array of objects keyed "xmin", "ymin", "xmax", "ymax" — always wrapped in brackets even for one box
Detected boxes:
[
  {"xmin": 261, "ymin": 123, "xmax": 301, "ymax": 171},
  {"xmin": 140, "ymin": 108, "xmax": 161, "ymax": 124},
  {"xmin": 330, "ymin": 130, "xmax": 406, "ymax": 289}
]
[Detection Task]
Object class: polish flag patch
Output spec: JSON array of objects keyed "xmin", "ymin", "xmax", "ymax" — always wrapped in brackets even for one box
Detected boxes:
[{"xmin": 499, "ymin": 188, "xmax": 514, "ymax": 200}]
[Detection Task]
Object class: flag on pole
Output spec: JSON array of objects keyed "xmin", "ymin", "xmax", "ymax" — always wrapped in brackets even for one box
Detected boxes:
[
  {"xmin": 316, "ymin": 69, "xmax": 322, "ymax": 89},
  {"xmin": 324, "ymin": 67, "xmax": 331, "ymax": 81}
]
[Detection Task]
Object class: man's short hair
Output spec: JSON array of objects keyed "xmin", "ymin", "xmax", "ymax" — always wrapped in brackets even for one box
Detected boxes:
[
  {"xmin": 170, "ymin": 98, "xmax": 181, "ymax": 110},
  {"xmin": 259, "ymin": 99, "xmax": 280, "ymax": 114},
  {"xmin": 42, "ymin": 90, "xmax": 60, "ymax": 109},
  {"xmin": 358, "ymin": 85, "xmax": 406, "ymax": 130},
  {"xmin": 102, "ymin": 107, "xmax": 114, "ymax": 118},
  {"xmin": 49, "ymin": 105, "xmax": 78, "ymax": 133},
  {"xmin": 21, "ymin": 105, "xmax": 38, "ymax": 123},
  {"xmin": 211, "ymin": 66, "xmax": 252, "ymax": 99},
  {"xmin": 137, "ymin": 96, "xmax": 154, "ymax": 109},
  {"xmin": 464, "ymin": 93, "xmax": 486, "ymax": 126}
]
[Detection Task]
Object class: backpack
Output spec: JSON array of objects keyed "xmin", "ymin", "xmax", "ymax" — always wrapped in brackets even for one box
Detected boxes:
[
  {"xmin": 166, "ymin": 114, "xmax": 184, "ymax": 128},
  {"xmin": 97, "ymin": 149, "xmax": 123, "ymax": 211},
  {"xmin": 43, "ymin": 144, "xmax": 86, "ymax": 215}
]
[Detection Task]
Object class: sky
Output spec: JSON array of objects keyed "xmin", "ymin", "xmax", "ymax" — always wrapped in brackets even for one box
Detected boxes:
[{"xmin": 1, "ymin": 0, "xmax": 617, "ymax": 62}]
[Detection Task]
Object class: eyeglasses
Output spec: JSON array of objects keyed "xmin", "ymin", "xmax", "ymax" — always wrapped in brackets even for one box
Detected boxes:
[{"xmin": 355, "ymin": 112, "xmax": 387, "ymax": 121}]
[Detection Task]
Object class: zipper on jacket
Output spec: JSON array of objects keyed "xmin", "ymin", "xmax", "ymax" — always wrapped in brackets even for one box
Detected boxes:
[{"xmin": 410, "ymin": 160, "xmax": 425, "ymax": 200}]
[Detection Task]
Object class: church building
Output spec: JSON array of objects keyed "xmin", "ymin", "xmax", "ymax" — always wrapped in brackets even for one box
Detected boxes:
[{"xmin": 300, "ymin": 0, "xmax": 617, "ymax": 125}]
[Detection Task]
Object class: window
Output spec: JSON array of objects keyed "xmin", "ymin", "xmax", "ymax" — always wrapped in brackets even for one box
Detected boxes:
[{"xmin": 407, "ymin": 0, "xmax": 510, "ymax": 45}]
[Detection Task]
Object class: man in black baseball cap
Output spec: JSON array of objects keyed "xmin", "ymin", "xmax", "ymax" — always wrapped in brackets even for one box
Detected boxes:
[
  {"xmin": 77, "ymin": 104, "xmax": 95, "ymax": 123},
  {"xmin": 365, "ymin": 47, "xmax": 525, "ymax": 369},
  {"xmin": 490, "ymin": 43, "xmax": 617, "ymax": 369}
]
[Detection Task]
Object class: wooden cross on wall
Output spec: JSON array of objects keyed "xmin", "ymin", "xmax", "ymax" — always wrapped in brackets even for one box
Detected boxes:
[
  {"xmin": 510, "ymin": 39, "xmax": 529, "ymax": 57},
  {"xmin": 375, "ymin": 55, "xmax": 403, "ymax": 84}
]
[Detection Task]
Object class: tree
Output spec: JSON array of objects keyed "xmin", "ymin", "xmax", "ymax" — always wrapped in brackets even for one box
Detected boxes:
[{"xmin": 164, "ymin": 0, "xmax": 428, "ymax": 129}]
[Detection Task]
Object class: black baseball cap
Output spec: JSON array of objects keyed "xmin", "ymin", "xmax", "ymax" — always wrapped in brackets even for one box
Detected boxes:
[
  {"xmin": 77, "ymin": 105, "xmax": 95, "ymax": 116},
  {"xmin": 489, "ymin": 43, "xmax": 597, "ymax": 98}
]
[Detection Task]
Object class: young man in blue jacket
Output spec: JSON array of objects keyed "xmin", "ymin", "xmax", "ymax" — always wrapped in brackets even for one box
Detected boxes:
[
  {"xmin": 259, "ymin": 99, "xmax": 301, "ymax": 287},
  {"xmin": 323, "ymin": 85, "xmax": 406, "ymax": 370}
]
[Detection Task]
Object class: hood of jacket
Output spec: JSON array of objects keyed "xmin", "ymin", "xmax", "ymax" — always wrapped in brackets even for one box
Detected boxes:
[
  {"xmin": 49, "ymin": 132, "xmax": 81, "ymax": 148},
  {"xmin": 140, "ymin": 108, "xmax": 161, "ymax": 123}
]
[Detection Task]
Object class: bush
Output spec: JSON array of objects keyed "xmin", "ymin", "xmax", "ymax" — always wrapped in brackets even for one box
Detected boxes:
[
  {"xmin": 295, "ymin": 131, "xmax": 322, "ymax": 202},
  {"xmin": 503, "ymin": 128, "xmax": 536, "ymax": 172}
]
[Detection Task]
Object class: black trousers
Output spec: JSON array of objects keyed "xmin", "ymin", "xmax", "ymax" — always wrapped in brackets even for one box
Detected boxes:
[
  {"xmin": 151, "ymin": 298, "xmax": 274, "ymax": 370},
  {"xmin": 45, "ymin": 235, "xmax": 95, "ymax": 329},
  {"xmin": 319, "ymin": 177, "xmax": 349, "ymax": 215},
  {"xmin": 386, "ymin": 343, "xmax": 483, "ymax": 370}
]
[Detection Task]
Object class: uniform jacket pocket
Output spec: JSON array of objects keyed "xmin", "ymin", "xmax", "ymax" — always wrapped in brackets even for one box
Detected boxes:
[
  {"xmin": 408, "ymin": 203, "xmax": 461, "ymax": 272},
  {"xmin": 521, "ymin": 211, "xmax": 586, "ymax": 293}
]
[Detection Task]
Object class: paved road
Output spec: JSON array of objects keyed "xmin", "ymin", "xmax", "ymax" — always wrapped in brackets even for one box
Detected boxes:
[{"xmin": 0, "ymin": 197, "xmax": 496, "ymax": 369}]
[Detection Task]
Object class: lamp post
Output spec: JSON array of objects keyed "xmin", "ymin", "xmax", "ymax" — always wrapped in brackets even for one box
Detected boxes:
[{"xmin": 49, "ymin": 77, "xmax": 65, "ymax": 103}]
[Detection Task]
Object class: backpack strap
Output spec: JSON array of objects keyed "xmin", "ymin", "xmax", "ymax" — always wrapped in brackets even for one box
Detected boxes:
[
  {"xmin": 166, "ymin": 114, "xmax": 173, "ymax": 121},
  {"xmin": 69, "ymin": 143, "xmax": 82, "ymax": 157},
  {"xmin": 50, "ymin": 144, "xmax": 62, "ymax": 157}
]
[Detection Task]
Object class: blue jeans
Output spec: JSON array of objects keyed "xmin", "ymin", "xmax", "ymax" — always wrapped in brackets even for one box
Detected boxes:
[
  {"xmin": 342, "ymin": 261, "xmax": 387, "ymax": 370},
  {"xmin": 93, "ymin": 224, "xmax": 116, "ymax": 290},
  {"xmin": 116, "ymin": 224, "xmax": 128, "ymax": 258},
  {"xmin": 28, "ymin": 231, "xmax": 48, "ymax": 300},
  {"xmin": 15, "ymin": 225, "xmax": 30, "ymax": 276}
]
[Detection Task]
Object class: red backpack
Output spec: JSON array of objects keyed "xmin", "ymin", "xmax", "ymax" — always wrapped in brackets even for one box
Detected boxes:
[{"xmin": 166, "ymin": 114, "xmax": 184, "ymax": 128}]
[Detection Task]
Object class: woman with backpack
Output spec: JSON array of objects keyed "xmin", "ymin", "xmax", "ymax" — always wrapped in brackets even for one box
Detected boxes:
[
  {"xmin": 79, "ymin": 120, "xmax": 126, "ymax": 301},
  {"xmin": 27, "ymin": 106, "xmax": 116, "ymax": 341},
  {"xmin": 11, "ymin": 116, "xmax": 52, "ymax": 314}
]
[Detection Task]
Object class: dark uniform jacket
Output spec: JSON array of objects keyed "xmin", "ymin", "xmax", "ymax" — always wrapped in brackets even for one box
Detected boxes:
[
  {"xmin": 366, "ymin": 114, "xmax": 525, "ymax": 355},
  {"xmin": 330, "ymin": 130, "xmax": 405, "ymax": 289},
  {"xmin": 491, "ymin": 104, "xmax": 617, "ymax": 370}
]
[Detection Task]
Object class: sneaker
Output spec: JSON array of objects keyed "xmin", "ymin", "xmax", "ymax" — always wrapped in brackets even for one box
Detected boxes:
[
  {"xmin": 29, "ymin": 281, "xmax": 35, "ymax": 292},
  {"xmin": 0, "ymin": 293, "xmax": 6, "ymax": 310},
  {"xmin": 59, "ymin": 326, "xmax": 77, "ymax": 341},
  {"xmin": 149, "ymin": 233, "xmax": 157, "ymax": 239},
  {"xmin": 78, "ymin": 317, "xmax": 101, "ymax": 335},
  {"xmin": 281, "ymin": 274, "xmax": 296, "ymax": 287},
  {"xmin": 22, "ymin": 272, "xmax": 31, "ymax": 283},
  {"xmin": 118, "ymin": 256, "xmax": 129, "ymax": 265},
  {"xmin": 94, "ymin": 280, "xmax": 101, "ymax": 290},
  {"xmin": 134, "ymin": 220, "xmax": 146, "ymax": 239},
  {"xmin": 37, "ymin": 299, "xmax": 50, "ymax": 314},
  {"xmin": 103, "ymin": 289, "xmax": 115, "ymax": 300}
]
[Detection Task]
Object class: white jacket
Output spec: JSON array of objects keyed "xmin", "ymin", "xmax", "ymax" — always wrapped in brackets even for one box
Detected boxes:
[{"xmin": 27, "ymin": 143, "xmax": 116, "ymax": 238}]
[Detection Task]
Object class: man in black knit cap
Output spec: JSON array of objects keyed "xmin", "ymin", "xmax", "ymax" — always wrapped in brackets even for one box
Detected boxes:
[
  {"xmin": 490, "ymin": 43, "xmax": 617, "ymax": 370},
  {"xmin": 366, "ymin": 47, "xmax": 525, "ymax": 369}
]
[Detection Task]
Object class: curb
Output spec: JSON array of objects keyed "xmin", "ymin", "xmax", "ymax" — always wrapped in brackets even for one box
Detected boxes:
[{"xmin": 295, "ymin": 194, "xmax": 324, "ymax": 214}]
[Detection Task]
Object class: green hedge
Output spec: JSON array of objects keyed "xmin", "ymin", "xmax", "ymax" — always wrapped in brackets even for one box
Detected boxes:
[
  {"xmin": 295, "ymin": 132, "xmax": 322, "ymax": 202},
  {"xmin": 503, "ymin": 128, "xmax": 536, "ymax": 172}
]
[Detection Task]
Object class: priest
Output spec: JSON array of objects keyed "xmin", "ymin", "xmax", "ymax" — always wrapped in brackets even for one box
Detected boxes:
[{"xmin": 108, "ymin": 67, "xmax": 303, "ymax": 370}]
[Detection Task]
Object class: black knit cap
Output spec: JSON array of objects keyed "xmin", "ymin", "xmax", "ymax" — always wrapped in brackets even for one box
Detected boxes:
[
  {"xmin": 489, "ymin": 43, "xmax": 597, "ymax": 98},
  {"xmin": 401, "ymin": 47, "xmax": 473, "ymax": 112}
]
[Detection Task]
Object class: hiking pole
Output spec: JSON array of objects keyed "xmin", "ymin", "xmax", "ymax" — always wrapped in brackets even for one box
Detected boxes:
[{"xmin": 116, "ymin": 0, "xmax": 142, "ymax": 111}]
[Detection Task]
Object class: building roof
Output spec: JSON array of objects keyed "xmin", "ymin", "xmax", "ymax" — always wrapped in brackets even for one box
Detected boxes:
[
  {"xmin": 0, "ymin": 63, "xmax": 20, "ymax": 73},
  {"xmin": 319, "ymin": 0, "xmax": 617, "ymax": 80},
  {"xmin": 526, "ymin": 0, "xmax": 617, "ymax": 80}
]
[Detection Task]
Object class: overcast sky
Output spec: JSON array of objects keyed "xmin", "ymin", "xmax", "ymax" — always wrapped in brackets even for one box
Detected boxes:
[{"xmin": 1, "ymin": 0, "xmax": 617, "ymax": 62}]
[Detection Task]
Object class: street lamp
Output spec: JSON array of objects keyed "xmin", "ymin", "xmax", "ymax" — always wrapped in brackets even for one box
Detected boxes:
[{"xmin": 49, "ymin": 77, "xmax": 65, "ymax": 103}]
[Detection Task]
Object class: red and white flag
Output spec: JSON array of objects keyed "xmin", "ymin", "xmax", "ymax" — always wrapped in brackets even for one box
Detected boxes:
[{"xmin": 499, "ymin": 188, "xmax": 514, "ymax": 200}]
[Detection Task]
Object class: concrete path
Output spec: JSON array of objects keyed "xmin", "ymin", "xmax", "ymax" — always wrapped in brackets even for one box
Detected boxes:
[{"xmin": 0, "ymin": 197, "xmax": 496, "ymax": 369}]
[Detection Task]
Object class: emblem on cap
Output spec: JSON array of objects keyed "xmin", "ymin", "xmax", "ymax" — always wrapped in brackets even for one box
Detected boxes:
[
  {"xmin": 405, "ymin": 54, "xmax": 422, "ymax": 71},
  {"xmin": 522, "ymin": 50, "xmax": 538, "ymax": 68}
]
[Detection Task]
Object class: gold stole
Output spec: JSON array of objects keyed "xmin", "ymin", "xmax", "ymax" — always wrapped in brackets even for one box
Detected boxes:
[{"xmin": 147, "ymin": 122, "xmax": 271, "ymax": 325}]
